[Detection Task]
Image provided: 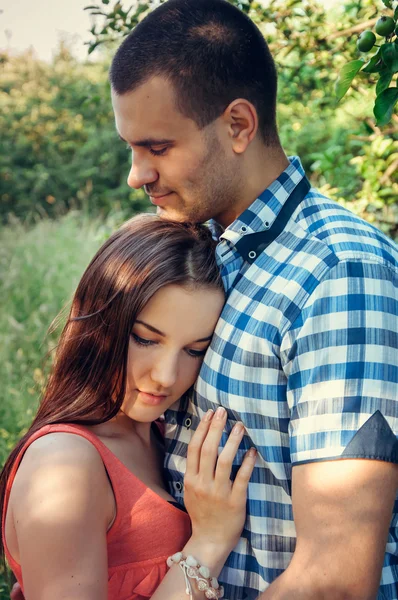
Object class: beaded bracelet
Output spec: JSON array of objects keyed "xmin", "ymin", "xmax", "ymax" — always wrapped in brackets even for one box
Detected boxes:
[{"xmin": 166, "ymin": 552, "xmax": 224, "ymax": 599}]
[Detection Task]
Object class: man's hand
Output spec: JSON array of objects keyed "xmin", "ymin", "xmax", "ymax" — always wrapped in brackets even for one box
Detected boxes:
[
  {"xmin": 10, "ymin": 583, "xmax": 24, "ymax": 600},
  {"xmin": 258, "ymin": 458, "xmax": 398, "ymax": 600}
]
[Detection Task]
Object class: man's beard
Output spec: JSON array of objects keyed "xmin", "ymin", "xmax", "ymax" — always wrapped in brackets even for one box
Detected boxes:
[{"xmin": 181, "ymin": 137, "xmax": 239, "ymax": 224}]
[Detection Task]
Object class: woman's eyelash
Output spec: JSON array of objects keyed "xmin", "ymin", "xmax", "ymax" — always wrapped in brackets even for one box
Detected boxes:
[
  {"xmin": 131, "ymin": 333, "xmax": 207, "ymax": 359},
  {"xmin": 186, "ymin": 349, "xmax": 207, "ymax": 359},
  {"xmin": 131, "ymin": 333, "xmax": 155, "ymax": 347}
]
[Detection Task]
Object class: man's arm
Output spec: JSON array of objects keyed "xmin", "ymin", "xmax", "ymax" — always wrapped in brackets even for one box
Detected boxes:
[
  {"xmin": 268, "ymin": 258, "xmax": 398, "ymax": 598},
  {"xmin": 258, "ymin": 458, "xmax": 398, "ymax": 600}
]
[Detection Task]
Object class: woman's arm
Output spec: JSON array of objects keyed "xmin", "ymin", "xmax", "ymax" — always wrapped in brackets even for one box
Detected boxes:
[{"xmin": 10, "ymin": 433, "xmax": 114, "ymax": 600}]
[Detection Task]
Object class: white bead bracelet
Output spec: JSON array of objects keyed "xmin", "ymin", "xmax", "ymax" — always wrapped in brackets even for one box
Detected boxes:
[{"xmin": 166, "ymin": 552, "xmax": 224, "ymax": 599}]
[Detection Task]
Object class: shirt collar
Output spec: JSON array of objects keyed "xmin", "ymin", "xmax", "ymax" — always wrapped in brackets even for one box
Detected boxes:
[{"xmin": 210, "ymin": 156, "xmax": 306, "ymax": 248}]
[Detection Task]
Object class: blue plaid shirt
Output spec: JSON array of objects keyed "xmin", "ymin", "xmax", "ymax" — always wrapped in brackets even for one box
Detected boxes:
[{"xmin": 164, "ymin": 156, "xmax": 398, "ymax": 599}]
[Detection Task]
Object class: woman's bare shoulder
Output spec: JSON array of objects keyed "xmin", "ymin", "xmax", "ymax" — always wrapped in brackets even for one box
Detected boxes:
[
  {"xmin": 11, "ymin": 431, "xmax": 111, "ymax": 522},
  {"xmin": 14, "ymin": 431, "xmax": 104, "ymax": 477}
]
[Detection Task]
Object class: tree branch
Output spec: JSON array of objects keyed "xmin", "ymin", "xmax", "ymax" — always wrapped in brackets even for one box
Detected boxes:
[
  {"xmin": 380, "ymin": 158, "xmax": 398, "ymax": 185},
  {"xmin": 326, "ymin": 18, "xmax": 378, "ymax": 41}
]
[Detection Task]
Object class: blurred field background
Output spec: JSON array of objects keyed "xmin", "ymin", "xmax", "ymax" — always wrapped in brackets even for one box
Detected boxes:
[{"xmin": 0, "ymin": 0, "xmax": 397, "ymax": 595}]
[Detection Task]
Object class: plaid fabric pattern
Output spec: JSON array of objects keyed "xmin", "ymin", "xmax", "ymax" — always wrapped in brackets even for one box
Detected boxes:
[{"xmin": 164, "ymin": 156, "xmax": 398, "ymax": 599}]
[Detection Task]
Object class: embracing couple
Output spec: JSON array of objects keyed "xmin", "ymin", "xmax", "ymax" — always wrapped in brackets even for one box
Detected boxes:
[{"xmin": 1, "ymin": 1, "xmax": 398, "ymax": 599}]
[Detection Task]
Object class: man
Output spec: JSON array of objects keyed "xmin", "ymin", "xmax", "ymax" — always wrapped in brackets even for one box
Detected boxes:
[
  {"xmin": 11, "ymin": 0, "xmax": 397, "ymax": 599},
  {"xmin": 109, "ymin": 1, "xmax": 398, "ymax": 599}
]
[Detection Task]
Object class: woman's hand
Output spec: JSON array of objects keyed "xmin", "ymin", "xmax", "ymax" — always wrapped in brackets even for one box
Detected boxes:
[{"xmin": 183, "ymin": 407, "xmax": 256, "ymax": 572}]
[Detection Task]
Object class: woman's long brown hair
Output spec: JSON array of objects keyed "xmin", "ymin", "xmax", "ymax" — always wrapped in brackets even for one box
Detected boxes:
[{"xmin": 0, "ymin": 213, "xmax": 223, "ymax": 563}]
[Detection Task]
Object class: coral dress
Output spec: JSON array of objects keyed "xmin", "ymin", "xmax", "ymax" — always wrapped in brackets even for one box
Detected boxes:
[{"xmin": 2, "ymin": 423, "xmax": 192, "ymax": 599}]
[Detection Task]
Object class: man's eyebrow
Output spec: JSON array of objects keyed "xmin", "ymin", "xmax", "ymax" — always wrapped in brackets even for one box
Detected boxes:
[
  {"xmin": 118, "ymin": 134, "xmax": 174, "ymax": 147},
  {"xmin": 135, "ymin": 320, "xmax": 213, "ymax": 343}
]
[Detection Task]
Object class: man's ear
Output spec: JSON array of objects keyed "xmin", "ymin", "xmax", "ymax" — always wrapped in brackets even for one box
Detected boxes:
[{"xmin": 223, "ymin": 99, "xmax": 258, "ymax": 154}]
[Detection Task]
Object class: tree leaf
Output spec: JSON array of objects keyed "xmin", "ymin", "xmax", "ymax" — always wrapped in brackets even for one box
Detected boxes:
[
  {"xmin": 381, "ymin": 0, "xmax": 392, "ymax": 7},
  {"xmin": 374, "ymin": 87, "xmax": 398, "ymax": 126},
  {"xmin": 376, "ymin": 69, "xmax": 394, "ymax": 95},
  {"xmin": 362, "ymin": 48, "xmax": 385, "ymax": 73},
  {"xmin": 334, "ymin": 59, "xmax": 364, "ymax": 101},
  {"xmin": 381, "ymin": 43, "xmax": 398, "ymax": 72},
  {"xmin": 88, "ymin": 41, "xmax": 99, "ymax": 55}
]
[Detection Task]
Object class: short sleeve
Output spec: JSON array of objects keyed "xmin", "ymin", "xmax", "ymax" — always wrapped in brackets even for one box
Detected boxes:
[{"xmin": 281, "ymin": 259, "xmax": 398, "ymax": 466}]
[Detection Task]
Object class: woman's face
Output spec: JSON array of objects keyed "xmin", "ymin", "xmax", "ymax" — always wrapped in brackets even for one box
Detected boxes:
[{"xmin": 121, "ymin": 283, "xmax": 224, "ymax": 422}]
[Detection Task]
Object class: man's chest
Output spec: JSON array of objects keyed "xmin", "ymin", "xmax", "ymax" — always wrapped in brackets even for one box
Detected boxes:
[
  {"xmin": 163, "ymin": 269, "xmax": 296, "ymax": 494},
  {"xmin": 195, "ymin": 258, "xmax": 298, "ymax": 416}
]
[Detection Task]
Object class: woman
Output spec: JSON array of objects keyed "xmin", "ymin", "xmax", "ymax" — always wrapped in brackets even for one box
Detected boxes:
[{"xmin": 1, "ymin": 214, "xmax": 256, "ymax": 600}]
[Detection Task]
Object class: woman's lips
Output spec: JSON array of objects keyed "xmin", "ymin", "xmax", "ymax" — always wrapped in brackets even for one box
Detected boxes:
[{"xmin": 138, "ymin": 391, "xmax": 168, "ymax": 406}]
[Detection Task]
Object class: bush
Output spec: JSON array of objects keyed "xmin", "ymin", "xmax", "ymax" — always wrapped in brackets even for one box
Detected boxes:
[
  {"xmin": 0, "ymin": 212, "xmax": 127, "ymax": 465},
  {"xmin": 0, "ymin": 45, "xmax": 148, "ymax": 222}
]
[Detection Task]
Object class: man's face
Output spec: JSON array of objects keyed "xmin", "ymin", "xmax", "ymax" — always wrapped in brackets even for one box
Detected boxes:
[{"xmin": 112, "ymin": 76, "xmax": 241, "ymax": 225}]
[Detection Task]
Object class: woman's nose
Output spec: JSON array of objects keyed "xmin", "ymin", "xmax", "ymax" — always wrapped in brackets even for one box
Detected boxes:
[{"xmin": 150, "ymin": 353, "xmax": 179, "ymax": 390}]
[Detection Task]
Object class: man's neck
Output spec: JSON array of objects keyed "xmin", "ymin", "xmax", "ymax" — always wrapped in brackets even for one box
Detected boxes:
[{"xmin": 217, "ymin": 146, "xmax": 290, "ymax": 229}]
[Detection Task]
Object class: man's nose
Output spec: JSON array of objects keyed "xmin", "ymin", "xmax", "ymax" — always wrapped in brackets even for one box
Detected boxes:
[{"xmin": 127, "ymin": 155, "xmax": 158, "ymax": 189}]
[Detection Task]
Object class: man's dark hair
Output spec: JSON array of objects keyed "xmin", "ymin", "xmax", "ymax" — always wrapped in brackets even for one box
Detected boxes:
[{"xmin": 110, "ymin": 0, "xmax": 279, "ymax": 145}]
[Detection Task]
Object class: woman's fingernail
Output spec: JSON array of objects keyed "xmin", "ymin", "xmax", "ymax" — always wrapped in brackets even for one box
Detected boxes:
[
  {"xmin": 248, "ymin": 448, "xmax": 257, "ymax": 458},
  {"xmin": 204, "ymin": 409, "xmax": 214, "ymax": 422},
  {"xmin": 215, "ymin": 407, "xmax": 226, "ymax": 419},
  {"xmin": 232, "ymin": 422, "xmax": 244, "ymax": 435}
]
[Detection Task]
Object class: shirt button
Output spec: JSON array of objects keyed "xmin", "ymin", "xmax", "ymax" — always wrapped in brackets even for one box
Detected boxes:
[
  {"xmin": 175, "ymin": 481, "xmax": 183, "ymax": 492},
  {"xmin": 240, "ymin": 225, "xmax": 247, "ymax": 233},
  {"xmin": 264, "ymin": 221, "xmax": 270, "ymax": 229},
  {"xmin": 248, "ymin": 250, "xmax": 257, "ymax": 259},
  {"xmin": 184, "ymin": 417, "xmax": 192, "ymax": 429}
]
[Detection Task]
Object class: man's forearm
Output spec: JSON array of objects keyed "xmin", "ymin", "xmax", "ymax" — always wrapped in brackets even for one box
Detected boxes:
[
  {"xmin": 256, "ymin": 564, "xmax": 378, "ymax": 600},
  {"xmin": 256, "ymin": 568, "xmax": 309, "ymax": 600}
]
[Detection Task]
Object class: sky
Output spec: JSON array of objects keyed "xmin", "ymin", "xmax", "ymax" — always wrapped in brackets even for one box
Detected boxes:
[
  {"xmin": 1, "ymin": 0, "xmax": 339, "ymax": 63},
  {"xmin": 0, "ymin": 0, "xmax": 93, "ymax": 61}
]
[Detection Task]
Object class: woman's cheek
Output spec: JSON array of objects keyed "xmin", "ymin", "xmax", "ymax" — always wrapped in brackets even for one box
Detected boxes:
[{"xmin": 183, "ymin": 357, "xmax": 203, "ymax": 391}]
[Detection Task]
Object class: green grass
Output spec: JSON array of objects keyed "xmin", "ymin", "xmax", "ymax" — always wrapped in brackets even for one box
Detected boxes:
[{"xmin": 0, "ymin": 212, "xmax": 127, "ymax": 596}]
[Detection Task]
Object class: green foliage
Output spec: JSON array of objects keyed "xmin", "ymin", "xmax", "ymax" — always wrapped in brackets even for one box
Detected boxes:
[
  {"xmin": 335, "ymin": 60, "xmax": 365, "ymax": 101},
  {"xmin": 0, "ymin": 45, "xmax": 148, "ymax": 222},
  {"xmin": 0, "ymin": 213, "xmax": 120, "ymax": 465},
  {"xmin": 374, "ymin": 87, "xmax": 398, "ymax": 125},
  {"xmin": 336, "ymin": 2, "xmax": 398, "ymax": 126}
]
